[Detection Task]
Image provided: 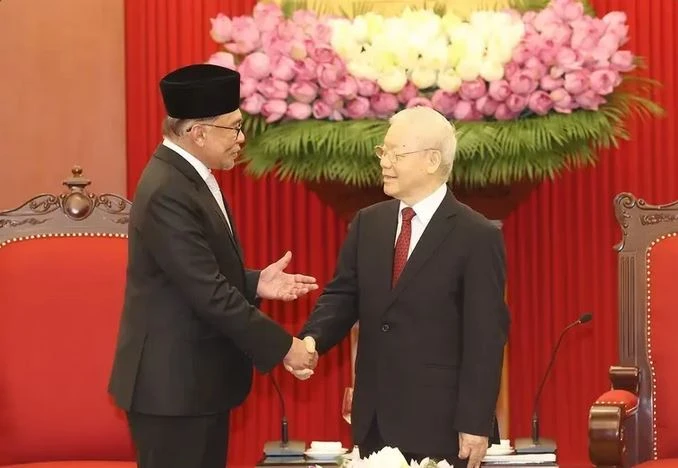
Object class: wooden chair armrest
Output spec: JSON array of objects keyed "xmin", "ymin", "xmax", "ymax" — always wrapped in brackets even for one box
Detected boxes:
[{"xmin": 588, "ymin": 366, "xmax": 640, "ymax": 467}]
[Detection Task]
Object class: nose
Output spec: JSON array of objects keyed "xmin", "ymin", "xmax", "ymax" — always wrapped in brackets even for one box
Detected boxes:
[
  {"xmin": 237, "ymin": 129, "xmax": 246, "ymax": 145},
  {"xmin": 379, "ymin": 155, "xmax": 392, "ymax": 169}
]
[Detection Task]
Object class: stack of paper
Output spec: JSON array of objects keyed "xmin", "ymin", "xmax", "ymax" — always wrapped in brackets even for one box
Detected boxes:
[{"xmin": 483, "ymin": 453, "xmax": 557, "ymax": 465}]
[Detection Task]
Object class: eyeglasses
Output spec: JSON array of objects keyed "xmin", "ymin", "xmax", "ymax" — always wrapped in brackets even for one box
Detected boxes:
[
  {"xmin": 186, "ymin": 122, "xmax": 243, "ymax": 138},
  {"xmin": 374, "ymin": 145, "xmax": 437, "ymax": 163}
]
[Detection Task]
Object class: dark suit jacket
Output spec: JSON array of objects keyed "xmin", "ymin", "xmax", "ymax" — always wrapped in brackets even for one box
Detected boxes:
[
  {"xmin": 300, "ymin": 188, "xmax": 509, "ymax": 456},
  {"xmin": 108, "ymin": 144, "xmax": 292, "ymax": 416}
]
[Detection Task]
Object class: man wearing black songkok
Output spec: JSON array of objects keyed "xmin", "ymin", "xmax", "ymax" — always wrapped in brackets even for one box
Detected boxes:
[{"xmin": 108, "ymin": 64, "xmax": 319, "ymax": 468}]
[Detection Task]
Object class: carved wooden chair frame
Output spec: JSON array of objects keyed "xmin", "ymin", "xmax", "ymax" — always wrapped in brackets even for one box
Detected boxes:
[
  {"xmin": 589, "ymin": 192, "xmax": 678, "ymax": 467},
  {"xmin": 0, "ymin": 166, "xmax": 131, "ymax": 244}
]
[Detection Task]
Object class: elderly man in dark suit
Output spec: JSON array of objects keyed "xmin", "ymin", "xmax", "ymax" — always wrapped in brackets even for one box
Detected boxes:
[
  {"xmin": 108, "ymin": 64, "xmax": 318, "ymax": 468},
  {"xmin": 293, "ymin": 106, "xmax": 510, "ymax": 468}
]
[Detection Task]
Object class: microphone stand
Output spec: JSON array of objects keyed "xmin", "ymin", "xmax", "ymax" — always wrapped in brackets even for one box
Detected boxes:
[
  {"xmin": 262, "ymin": 375, "xmax": 306, "ymax": 457},
  {"xmin": 514, "ymin": 314, "xmax": 592, "ymax": 454}
]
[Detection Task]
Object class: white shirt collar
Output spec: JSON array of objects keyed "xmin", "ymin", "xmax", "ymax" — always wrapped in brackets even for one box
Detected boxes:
[
  {"xmin": 399, "ymin": 183, "xmax": 448, "ymax": 225},
  {"xmin": 162, "ymin": 138, "xmax": 211, "ymax": 181}
]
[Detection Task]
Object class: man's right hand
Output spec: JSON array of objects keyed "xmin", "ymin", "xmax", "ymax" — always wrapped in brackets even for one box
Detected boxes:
[{"xmin": 283, "ymin": 336, "xmax": 317, "ymax": 379}]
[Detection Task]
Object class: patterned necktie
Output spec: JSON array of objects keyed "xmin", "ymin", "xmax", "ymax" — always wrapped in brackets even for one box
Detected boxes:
[
  {"xmin": 205, "ymin": 173, "xmax": 233, "ymax": 234},
  {"xmin": 392, "ymin": 207, "xmax": 416, "ymax": 287}
]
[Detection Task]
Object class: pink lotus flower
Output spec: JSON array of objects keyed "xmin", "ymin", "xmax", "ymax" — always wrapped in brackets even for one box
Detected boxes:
[
  {"xmin": 261, "ymin": 99, "xmax": 288, "ymax": 123},
  {"xmin": 504, "ymin": 62, "xmax": 521, "ymax": 80},
  {"xmin": 550, "ymin": 88, "xmax": 575, "ymax": 113},
  {"xmin": 506, "ymin": 94, "xmax": 528, "ymax": 113},
  {"xmin": 528, "ymin": 91, "xmax": 553, "ymax": 115},
  {"xmin": 397, "ymin": 82, "xmax": 418, "ymax": 104},
  {"xmin": 575, "ymin": 89, "xmax": 606, "ymax": 110},
  {"xmin": 336, "ymin": 76, "xmax": 359, "ymax": 100},
  {"xmin": 512, "ymin": 44, "xmax": 532, "ymax": 64},
  {"xmin": 551, "ymin": 0, "xmax": 584, "ymax": 22},
  {"xmin": 238, "ymin": 52, "xmax": 271, "ymax": 80},
  {"xmin": 589, "ymin": 69, "xmax": 620, "ymax": 95},
  {"xmin": 357, "ymin": 79, "xmax": 379, "ymax": 97},
  {"xmin": 309, "ymin": 44, "xmax": 336, "ymax": 64},
  {"xmin": 294, "ymin": 58, "xmax": 317, "ymax": 81},
  {"xmin": 431, "ymin": 90, "xmax": 459, "ymax": 117},
  {"xmin": 540, "ymin": 75, "xmax": 563, "ymax": 91},
  {"xmin": 209, "ymin": 14, "xmax": 233, "ymax": 43},
  {"xmin": 489, "ymin": 80, "xmax": 511, "ymax": 101},
  {"xmin": 207, "ymin": 51, "xmax": 236, "ymax": 70},
  {"xmin": 509, "ymin": 71, "xmax": 538, "ymax": 95},
  {"xmin": 563, "ymin": 70, "xmax": 589, "ymax": 94},
  {"xmin": 317, "ymin": 61, "xmax": 346, "ymax": 89},
  {"xmin": 532, "ymin": 9, "xmax": 560, "ymax": 33},
  {"xmin": 320, "ymin": 88, "xmax": 343, "ymax": 109},
  {"xmin": 555, "ymin": 48, "xmax": 582, "ymax": 72},
  {"xmin": 370, "ymin": 93, "xmax": 399, "ymax": 117},
  {"xmin": 524, "ymin": 57, "xmax": 547, "ymax": 81},
  {"xmin": 286, "ymin": 102, "xmax": 313, "ymax": 120},
  {"xmin": 312, "ymin": 100, "xmax": 331, "ymax": 119},
  {"xmin": 476, "ymin": 96, "xmax": 500, "ymax": 116},
  {"xmin": 453, "ymin": 100, "xmax": 477, "ymax": 120},
  {"xmin": 225, "ymin": 16, "xmax": 260, "ymax": 55},
  {"xmin": 459, "ymin": 79, "xmax": 487, "ymax": 101},
  {"xmin": 494, "ymin": 103, "xmax": 519, "ymax": 120},
  {"xmin": 343, "ymin": 96, "xmax": 371, "ymax": 119},
  {"xmin": 406, "ymin": 97, "xmax": 433, "ymax": 108},
  {"xmin": 271, "ymin": 56, "xmax": 296, "ymax": 81},
  {"xmin": 541, "ymin": 22, "xmax": 572, "ymax": 46},
  {"xmin": 257, "ymin": 78, "xmax": 289, "ymax": 100},
  {"xmin": 241, "ymin": 93, "xmax": 266, "ymax": 115},
  {"xmin": 610, "ymin": 51, "xmax": 635, "ymax": 72},
  {"xmin": 289, "ymin": 81, "xmax": 318, "ymax": 103},
  {"xmin": 240, "ymin": 78, "xmax": 258, "ymax": 98},
  {"xmin": 252, "ymin": 2, "xmax": 283, "ymax": 32}
]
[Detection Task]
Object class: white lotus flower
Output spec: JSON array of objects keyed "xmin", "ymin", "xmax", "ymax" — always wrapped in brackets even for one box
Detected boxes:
[
  {"xmin": 411, "ymin": 66, "xmax": 438, "ymax": 89},
  {"xmin": 377, "ymin": 67, "xmax": 408, "ymax": 93}
]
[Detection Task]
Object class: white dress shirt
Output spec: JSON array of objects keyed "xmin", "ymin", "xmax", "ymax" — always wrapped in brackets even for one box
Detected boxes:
[
  {"xmin": 395, "ymin": 183, "xmax": 448, "ymax": 258},
  {"xmin": 162, "ymin": 138, "xmax": 233, "ymax": 233}
]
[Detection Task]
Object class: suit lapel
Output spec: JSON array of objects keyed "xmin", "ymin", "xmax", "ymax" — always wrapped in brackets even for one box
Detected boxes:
[
  {"xmin": 154, "ymin": 145, "xmax": 244, "ymax": 266},
  {"xmin": 371, "ymin": 201, "xmax": 400, "ymax": 313},
  {"xmin": 386, "ymin": 189, "xmax": 459, "ymax": 309}
]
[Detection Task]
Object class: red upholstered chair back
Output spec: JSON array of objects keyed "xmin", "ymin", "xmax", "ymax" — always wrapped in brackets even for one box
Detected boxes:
[
  {"xmin": 614, "ymin": 193, "xmax": 678, "ymax": 462},
  {"xmin": 0, "ymin": 167, "xmax": 135, "ymax": 465}
]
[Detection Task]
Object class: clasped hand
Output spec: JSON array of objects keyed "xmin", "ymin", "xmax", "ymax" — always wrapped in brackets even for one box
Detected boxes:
[{"xmin": 283, "ymin": 336, "xmax": 317, "ymax": 380}]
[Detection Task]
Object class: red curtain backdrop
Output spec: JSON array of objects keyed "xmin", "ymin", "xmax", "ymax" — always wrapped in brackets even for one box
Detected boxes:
[{"xmin": 123, "ymin": 0, "xmax": 676, "ymax": 464}]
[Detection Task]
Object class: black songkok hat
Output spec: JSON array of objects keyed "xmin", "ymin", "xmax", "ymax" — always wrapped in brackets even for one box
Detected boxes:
[{"xmin": 159, "ymin": 64, "xmax": 240, "ymax": 119}]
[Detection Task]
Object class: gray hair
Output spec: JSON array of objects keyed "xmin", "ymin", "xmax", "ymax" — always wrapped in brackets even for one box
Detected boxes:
[
  {"xmin": 389, "ymin": 106, "xmax": 457, "ymax": 179},
  {"xmin": 161, "ymin": 116, "xmax": 217, "ymax": 138}
]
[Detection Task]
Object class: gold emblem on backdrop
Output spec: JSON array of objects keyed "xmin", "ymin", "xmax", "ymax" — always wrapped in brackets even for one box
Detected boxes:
[{"xmin": 270, "ymin": 0, "xmax": 511, "ymax": 18}]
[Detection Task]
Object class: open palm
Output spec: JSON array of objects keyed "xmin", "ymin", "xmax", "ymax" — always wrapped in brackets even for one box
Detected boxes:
[{"xmin": 257, "ymin": 251, "xmax": 319, "ymax": 301}]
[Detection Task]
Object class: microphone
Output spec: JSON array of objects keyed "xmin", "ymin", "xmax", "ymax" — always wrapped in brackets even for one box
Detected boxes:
[
  {"xmin": 514, "ymin": 312, "xmax": 593, "ymax": 454},
  {"xmin": 262, "ymin": 374, "xmax": 306, "ymax": 458}
]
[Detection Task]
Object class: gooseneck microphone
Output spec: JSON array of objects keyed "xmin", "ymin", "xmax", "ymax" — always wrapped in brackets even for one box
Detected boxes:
[
  {"xmin": 262, "ymin": 374, "xmax": 306, "ymax": 458},
  {"xmin": 514, "ymin": 312, "xmax": 593, "ymax": 454}
]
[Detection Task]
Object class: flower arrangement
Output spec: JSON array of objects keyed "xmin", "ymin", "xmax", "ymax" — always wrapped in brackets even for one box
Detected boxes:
[
  {"xmin": 323, "ymin": 446, "xmax": 453, "ymax": 468},
  {"xmin": 206, "ymin": 0, "xmax": 661, "ymax": 187}
]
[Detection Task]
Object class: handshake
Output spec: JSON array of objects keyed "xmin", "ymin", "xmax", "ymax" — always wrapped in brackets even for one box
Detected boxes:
[{"xmin": 282, "ymin": 336, "xmax": 318, "ymax": 380}]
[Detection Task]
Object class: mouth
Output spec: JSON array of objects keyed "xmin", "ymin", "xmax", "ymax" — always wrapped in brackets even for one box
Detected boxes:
[{"xmin": 382, "ymin": 175, "xmax": 396, "ymax": 181}]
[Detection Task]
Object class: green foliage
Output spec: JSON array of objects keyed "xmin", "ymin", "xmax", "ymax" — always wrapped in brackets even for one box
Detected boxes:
[{"xmin": 240, "ymin": 86, "xmax": 663, "ymax": 188}]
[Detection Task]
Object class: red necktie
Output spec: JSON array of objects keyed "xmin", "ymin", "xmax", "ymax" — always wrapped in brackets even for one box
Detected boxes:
[{"xmin": 392, "ymin": 207, "xmax": 416, "ymax": 287}]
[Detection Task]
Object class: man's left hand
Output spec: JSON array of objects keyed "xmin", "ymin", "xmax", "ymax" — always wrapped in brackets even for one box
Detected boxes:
[
  {"xmin": 458, "ymin": 432, "xmax": 488, "ymax": 468},
  {"xmin": 257, "ymin": 251, "xmax": 319, "ymax": 301}
]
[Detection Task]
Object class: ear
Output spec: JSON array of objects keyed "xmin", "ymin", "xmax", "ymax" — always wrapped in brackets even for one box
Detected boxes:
[
  {"xmin": 188, "ymin": 124, "xmax": 207, "ymax": 147},
  {"xmin": 426, "ymin": 149, "xmax": 442, "ymax": 175}
]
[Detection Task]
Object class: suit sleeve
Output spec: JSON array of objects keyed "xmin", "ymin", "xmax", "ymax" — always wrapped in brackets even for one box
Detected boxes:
[
  {"xmin": 299, "ymin": 211, "xmax": 361, "ymax": 354},
  {"xmin": 245, "ymin": 269, "xmax": 261, "ymax": 305},
  {"xmin": 454, "ymin": 225, "xmax": 510, "ymax": 436},
  {"xmin": 141, "ymin": 186, "xmax": 292, "ymax": 373}
]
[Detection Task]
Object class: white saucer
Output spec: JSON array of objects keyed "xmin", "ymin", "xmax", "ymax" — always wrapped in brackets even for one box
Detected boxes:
[
  {"xmin": 485, "ymin": 446, "xmax": 515, "ymax": 456},
  {"xmin": 304, "ymin": 448, "xmax": 348, "ymax": 460}
]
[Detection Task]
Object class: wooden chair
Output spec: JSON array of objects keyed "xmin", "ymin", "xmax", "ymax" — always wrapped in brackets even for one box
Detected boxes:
[
  {"xmin": 0, "ymin": 167, "xmax": 135, "ymax": 467},
  {"xmin": 588, "ymin": 193, "xmax": 678, "ymax": 467}
]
